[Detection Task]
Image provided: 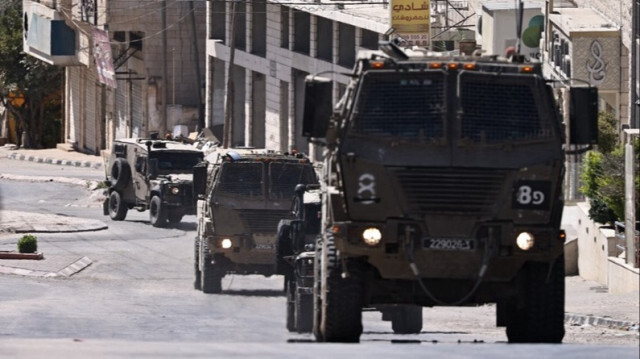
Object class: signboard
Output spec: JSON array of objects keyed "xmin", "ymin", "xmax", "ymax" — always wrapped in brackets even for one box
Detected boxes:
[
  {"xmin": 390, "ymin": 0, "xmax": 430, "ymax": 47},
  {"xmin": 93, "ymin": 28, "xmax": 117, "ymax": 89}
]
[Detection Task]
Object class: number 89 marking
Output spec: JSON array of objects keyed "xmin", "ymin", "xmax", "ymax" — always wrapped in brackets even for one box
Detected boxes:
[{"xmin": 517, "ymin": 185, "xmax": 545, "ymax": 205}]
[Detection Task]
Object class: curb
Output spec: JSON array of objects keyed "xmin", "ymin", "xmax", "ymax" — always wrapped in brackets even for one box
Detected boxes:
[
  {"xmin": 0, "ymin": 256, "xmax": 92, "ymax": 278},
  {"xmin": 0, "ymin": 251, "xmax": 44, "ymax": 260},
  {"xmin": 565, "ymin": 313, "xmax": 639, "ymax": 331},
  {"xmin": 6, "ymin": 153, "xmax": 102, "ymax": 169}
]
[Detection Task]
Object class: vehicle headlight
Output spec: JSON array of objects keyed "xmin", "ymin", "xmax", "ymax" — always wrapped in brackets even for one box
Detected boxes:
[
  {"xmin": 221, "ymin": 238, "xmax": 233, "ymax": 249},
  {"xmin": 516, "ymin": 232, "xmax": 535, "ymax": 250},
  {"xmin": 362, "ymin": 227, "xmax": 382, "ymax": 246},
  {"xmin": 170, "ymin": 187, "xmax": 180, "ymax": 195}
]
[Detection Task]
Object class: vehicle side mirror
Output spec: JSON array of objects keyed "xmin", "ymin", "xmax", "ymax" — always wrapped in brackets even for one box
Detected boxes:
[
  {"xmin": 193, "ymin": 161, "xmax": 208, "ymax": 198},
  {"xmin": 148, "ymin": 158, "xmax": 159, "ymax": 180},
  {"xmin": 302, "ymin": 75, "xmax": 333, "ymax": 139},
  {"xmin": 569, "ymin": 86, "xmax": 598, "ymax": 145}
]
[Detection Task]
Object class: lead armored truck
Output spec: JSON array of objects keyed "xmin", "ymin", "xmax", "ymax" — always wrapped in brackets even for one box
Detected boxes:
[
  {"xmin": 103, "ymin": 138, "xmax": 204, "ymax": 227},
  {"xmin": 193, "ymin": 148, "xmax": 318, "ymax": 293},
  {"xmin": 302, "ymin": 43, "xmax": 598, "ymax": 343}
]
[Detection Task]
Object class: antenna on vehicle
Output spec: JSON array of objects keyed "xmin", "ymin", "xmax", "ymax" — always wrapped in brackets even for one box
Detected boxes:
[{"xmin": 515, "ymin": 0, "xmax": 524, "ymax": 54}]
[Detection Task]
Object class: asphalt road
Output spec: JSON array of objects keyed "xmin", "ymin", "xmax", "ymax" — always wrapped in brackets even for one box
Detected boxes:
[{"xmin": 0, "ymin": 156, "xmax": 638, "ymax": 358}]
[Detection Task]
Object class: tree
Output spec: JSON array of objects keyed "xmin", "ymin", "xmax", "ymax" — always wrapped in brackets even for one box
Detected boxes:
[
  {"xmin": 0, "ymin": 0, "xmax": 63, "ymax": 148},
  {"xmin": 580, "ymin": 112, "xmax": 640, "ymax": 225}
]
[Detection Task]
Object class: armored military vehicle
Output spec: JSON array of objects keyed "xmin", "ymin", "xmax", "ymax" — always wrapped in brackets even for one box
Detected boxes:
[
  {"xmin": 275, "ymin": 183, "xmax": 321, "ymax": 333},
  {"xmin": 193, "ymin": 148, "xmax": 318, "ymax": 294},
  {"xmin": 301, "ymin": 41, "xmax": 598, "ymax": 343},
  {"xmin": 103, "ymin": 138, "xmax": 204, "ymax": 227}
]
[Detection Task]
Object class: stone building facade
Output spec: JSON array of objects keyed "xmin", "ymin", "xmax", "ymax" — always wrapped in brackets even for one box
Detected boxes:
[{"xmin": 23, "ymin": 0, "xmax": 206, "ymax": 154}]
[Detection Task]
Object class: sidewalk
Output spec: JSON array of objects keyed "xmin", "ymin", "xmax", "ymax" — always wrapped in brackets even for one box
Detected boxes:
[
  {"xmin": 1, "ymin": 143, "xmax": 103, "ymax": 169},
  {"xmin": 0, "ymin": 144, "xmax": 638, "ymax": 332}
]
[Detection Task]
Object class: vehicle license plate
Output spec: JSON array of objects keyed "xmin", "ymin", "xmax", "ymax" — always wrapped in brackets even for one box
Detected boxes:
[{"xmin": 423, "ymin": 238, "xmax": 475, "ymax": 251}]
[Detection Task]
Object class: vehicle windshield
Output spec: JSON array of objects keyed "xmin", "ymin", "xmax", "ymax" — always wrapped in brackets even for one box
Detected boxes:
[
  {"xmin": 151, "ymin": 151, "xmax": 203, "ymax": 173},
  {"xmin": 349, "ymin": 72, "xmax": 445, "ymax": 142},
  {"xmin": 216, "ymin": 163, "xmax": 264, "ymax": 197},
  {"xmin": 268, "ymin": 163, "xmax": 317, "ymax": 200},
  {"xmin": 459, "ymin": 74, "xmax": 553, "ymax": 144}
]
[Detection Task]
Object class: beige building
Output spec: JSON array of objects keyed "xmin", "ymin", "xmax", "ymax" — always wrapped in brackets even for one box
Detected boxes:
[{"xmin": 23, "ymin": 0, "xmax": 206, "ymax": 154}]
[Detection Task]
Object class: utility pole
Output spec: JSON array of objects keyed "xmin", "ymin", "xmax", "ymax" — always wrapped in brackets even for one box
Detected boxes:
[
  {"xmin": 162, "ymin": 0, "xmax": 168, "ymax": 137},
  {"xmin": 189, "ymin": 1, "xmax": 204, "ymax": 131},
  {"xmin": 223, "ymin": 0, "xmax": 237, "ymax": 148}
]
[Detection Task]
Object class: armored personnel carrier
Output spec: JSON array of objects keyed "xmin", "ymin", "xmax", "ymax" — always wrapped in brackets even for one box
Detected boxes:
[
  {"xmin": 193, "ymin": 148, "xmax": 318, "ymax": 293},
  {"xmin": 301, "ymin": 41, "xmax": 598, "ymax": 343}
]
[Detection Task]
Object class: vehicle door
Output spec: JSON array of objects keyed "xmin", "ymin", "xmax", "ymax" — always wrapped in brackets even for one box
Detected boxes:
[{"xmin": 133, "ymin": 153, "xmax": 150, "ymax": 202}]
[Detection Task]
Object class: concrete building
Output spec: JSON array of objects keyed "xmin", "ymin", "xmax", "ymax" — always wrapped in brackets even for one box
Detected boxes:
[
  {"xmin": 203, "ymin": 0, "xmax": 475, "ymax": 159},
  {"xmin": 22, "ymin": 0, "xmax": 206, "ymax": 154}
]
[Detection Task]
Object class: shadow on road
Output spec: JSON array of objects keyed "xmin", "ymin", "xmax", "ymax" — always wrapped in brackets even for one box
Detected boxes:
[{"xmin": 221, "ymin": 289, "xmax": 285, "ymax": 297}]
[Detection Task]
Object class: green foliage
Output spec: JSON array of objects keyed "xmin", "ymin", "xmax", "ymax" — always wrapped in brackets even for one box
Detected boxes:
[
  {"xmin": 579, "ymin": 111, "xmax": 631, "ymax": 225},
  {"xmin": 587, "ymin": 197, "xmax": 618, "ymax": 226},
  {"xmin": 596, "ymin": 111, "xmax": 618, "ymax": 154},
  {"xmin": 17, "ymin": 234, "xmax": 38, "ymax": 253},
  {"xmin": 580, "ymin": 150, "xmax": 602, "ymax": 198},
  {"xmin": 581, "ymin": 137, "xmax": 640, "ymax": 225},
  {"xmin": 0, "ymin": 1, "xmax": 63, "ymax": 148}
]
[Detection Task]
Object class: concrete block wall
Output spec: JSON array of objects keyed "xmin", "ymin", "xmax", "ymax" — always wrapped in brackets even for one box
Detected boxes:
[
  {"xmin": 576, "ymin": 201, "xmax": 618, "ymax": 285},
  {"xmin": 576, "ymin": 201, "xmax": 639, "ymax": 294}
]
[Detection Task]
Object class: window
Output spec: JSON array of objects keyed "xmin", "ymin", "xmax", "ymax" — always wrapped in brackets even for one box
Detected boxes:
[
  {"xmin": 316, "ymin": 17, "xmax": 333, "ymax": 61},
  {"xmin": 233, "ymin": 2, "xmax": 246, "ymax": 51},
  {"xmin": 210, "ymin": 0, "xmax": 226, "ymax": 42},
  {"xmin": 361, "ymin": 29, "xmax": 379, "ymax": 50},
  {"xmin": 350, "ymin": 73, "xmax": 445, "ymax": 141},
  {"xmin": 281, "ymin": 6, "xmax": 290, "ymax": 49},
  {"xmin": 293, "ymin": 10, "xmax": 310, "ymax": 54},
  {"xmin": 251, "ymin": 0, "xmax": 266, "ymax": 56},
  {"xmin": 338, "ymin": 23, "xmax": 355, "ymax": 68}
]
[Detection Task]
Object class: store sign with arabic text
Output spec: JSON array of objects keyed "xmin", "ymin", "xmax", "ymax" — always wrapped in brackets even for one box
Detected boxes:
[{"xmin": 390, "ymin": 0, "xmax": 430, "ymax": 47}]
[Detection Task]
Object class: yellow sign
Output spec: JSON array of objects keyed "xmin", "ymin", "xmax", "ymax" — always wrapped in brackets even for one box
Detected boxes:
[
  {"xmin": 8, "ymin": 91, "xmax": 25, "ymax": 108},
  {"xmin": 390, "ymin": 0, "xmax": 431, "ymax": 46}
]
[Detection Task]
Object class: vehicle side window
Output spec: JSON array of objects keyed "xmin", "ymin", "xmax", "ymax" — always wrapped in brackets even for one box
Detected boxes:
[{"xmin": 135, "ymin": 155, "xmax": 147, "ymax": 174}]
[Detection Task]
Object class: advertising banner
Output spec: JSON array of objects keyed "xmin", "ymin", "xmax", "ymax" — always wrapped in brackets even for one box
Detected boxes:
[
  {"xmin": 93, "ymin": 28, "xmax": 117, "ymax": 89},
  {"xmin": 390, "ymin": 0, "xmax": 431, "ymax": 47}
]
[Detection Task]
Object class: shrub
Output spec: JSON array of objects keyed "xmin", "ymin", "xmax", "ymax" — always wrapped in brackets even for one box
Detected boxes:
[{"xmin": 17, "ymin": 234, "xmax": 38, "ymax": 253}]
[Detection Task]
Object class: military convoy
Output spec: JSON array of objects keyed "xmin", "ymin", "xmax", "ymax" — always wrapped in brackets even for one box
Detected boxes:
[
  {"xmin": 294, "ymin": 41, "xmax": 598, "ymax": 343},
  {"xmin": 192, "ymin": 148, "xmax": 318, "ymax": 294},
  {"xmin": 103, "ymin": 138, "xmax": 204, "ymax": 227}
]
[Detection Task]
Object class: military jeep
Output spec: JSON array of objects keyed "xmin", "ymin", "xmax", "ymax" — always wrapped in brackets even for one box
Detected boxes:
[{"xmin": 103, "ymin": 138, "xmax": 204, "ymax": 227}]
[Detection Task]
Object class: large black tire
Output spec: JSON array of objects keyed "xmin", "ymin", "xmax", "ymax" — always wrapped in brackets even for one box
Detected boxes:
[
  {"xmin": 275, "ymin": 222, "xmax": 293, "ymax": 276},
  {"xmin": 168, "ymin": 211, "xmax": 184, "ymax": 224},
  {"xmin": 315, "ymin": 235, "xmax": 363, "ymax": 343},
  {"xmin": 391, "ymin": 305, "xmax": 423, "ymax": 334},
  {"xmin": 295, "ymin": 291, "xmax": 314, "ymax": 333},
  {"xmin": 286, "ymin": 280, "xmax": 296, "ymax": 332},
  {"xmin": 194, "ymin": 238, "xmax": 202, "ymax": 290},
  {"xmin": 506, "ymin": 255, "xmax": 565, "ymax": 343},
  {"xmin": 108, "ymin": 190, "xmax": 128, "ymax": 221},
  {"xmin": 110, "ymin": 157, "xmax": 131, "ymax": 191},
  {"xmin": 149, "ymin": 195, "xmax": 168, "ymax": 227},
  {"xmin": 201, "ymin": 242, "xmax": 223, "ymax": 294}
]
